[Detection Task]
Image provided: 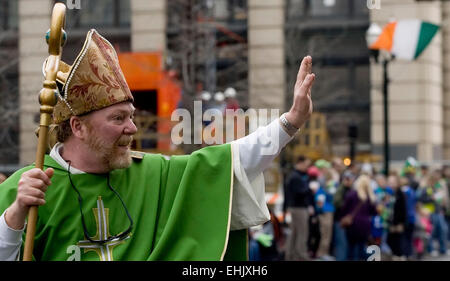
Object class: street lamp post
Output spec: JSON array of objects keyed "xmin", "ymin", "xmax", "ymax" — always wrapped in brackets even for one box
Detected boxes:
[
  {"xmin": 366, "ymin": 23, "xmax": 392, "ymax": 176},
  {"xmin": 382, "ymin": 58, "xmax": 390, "ymax": 176}
]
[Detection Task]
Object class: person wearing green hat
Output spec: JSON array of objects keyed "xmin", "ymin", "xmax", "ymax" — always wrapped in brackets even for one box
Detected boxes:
[
  {"xmin": 315, "ymin": 159, "xmax": 331, "ymax": 169},
  {"xmin": 401, "ymin": 157, "xmax": 419, "ymax": 191},
  {"xmin": 313, "ymin": 160, "xmax": 336, "ymax": 260}
]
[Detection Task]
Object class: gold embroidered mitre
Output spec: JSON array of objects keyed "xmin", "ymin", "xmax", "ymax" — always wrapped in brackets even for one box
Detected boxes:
[{"xmin": 44, "ymin": 29, "xmax": 134, "ymax": 124}]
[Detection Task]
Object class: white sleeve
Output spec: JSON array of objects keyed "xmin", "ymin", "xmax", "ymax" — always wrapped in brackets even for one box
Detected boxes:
[
  {"xmin": 229, "ymin": 118, "xmax": 294, "ymax": 230},
  {"xmin": 0, "ymin": 211, "xmax": 23, "ymax": 261}
]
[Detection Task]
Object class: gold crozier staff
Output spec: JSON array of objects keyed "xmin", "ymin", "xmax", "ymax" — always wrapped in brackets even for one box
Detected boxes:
[{"xmin": 23, "ymin": 3, "xmax": 67, "ymax": 261}]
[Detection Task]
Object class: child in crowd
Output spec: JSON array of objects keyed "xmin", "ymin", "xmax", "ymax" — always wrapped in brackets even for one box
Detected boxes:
[
  {"xmin": 370, "ymin": 205, "xmax": 384, "ymax": 246},
  {"xmin": 413, "ymin": 205, "xmax": 432, "ymax": 260}
]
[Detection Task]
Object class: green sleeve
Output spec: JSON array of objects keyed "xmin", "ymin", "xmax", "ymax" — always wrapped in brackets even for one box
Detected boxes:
[
  {"xmin": 0, "ymin": 166, "xmax": 33, "ymax": 216},
  {"xmin": 0, "ymin": 166, "xmax": 34, "ymax": 260}
]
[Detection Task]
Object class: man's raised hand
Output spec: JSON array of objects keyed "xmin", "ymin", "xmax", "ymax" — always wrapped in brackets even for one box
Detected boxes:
[{"xmin": 285, "ymin": 56, "xmax": 315, "ymax": 129}]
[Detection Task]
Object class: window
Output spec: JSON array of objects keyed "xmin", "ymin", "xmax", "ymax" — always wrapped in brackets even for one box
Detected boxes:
[
  {"xmin": 315, "ymin": 117, "xmax": 321, "ymax": 130},
  {"xmin": 310, "ymin": 0, "xmax": 350, "ymax": 17},
  {"xmin": 213, "ymin": 0, "xmax": 247, "ymax": 22},
  {"xmin": 1, "ymin": 0, "xmax": 18, "ymax": 30},
  {"xmin": 62, "ymin": 0, "xmax": 130, "ymax": 29},
  {"xmin": 118, "ymin": 0, "xmax": 131, "ymax": 26},
  {"xmin": 353, "ymin": 0, "xmax": 370, "ymax": 17},
  {"xmin": 305, "ymin": 121, "xmax": 310, "ymax": 129},
  {"xmin": 286, "ymin": 0, "xmax": 307, "ymax": 19},
  {"xmin": 287, "ymin": 0, "xmax": 368, "ymax": 19},
  {"xmin": 214, "ymin": 0, "xmax": 229, "ymax": 20},
  {"xmin": 304, "ymin": 134, "xmax": 310, "ymax": 146},
  {"xmin": 81, "ymin": 0, "xmax": 115, "ymax": 26},
  {"xmin": 315, "ymin": 135, "xmax": 321, "ymax": 146}
]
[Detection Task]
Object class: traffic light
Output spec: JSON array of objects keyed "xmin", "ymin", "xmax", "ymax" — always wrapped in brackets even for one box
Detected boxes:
[
  {"xmin": 348, "ymin": 123, "xmax": 358, "ymax": 140},
  {"xmin": 348, "ymin": 123, "xmax": 358, "ymax": 161}
]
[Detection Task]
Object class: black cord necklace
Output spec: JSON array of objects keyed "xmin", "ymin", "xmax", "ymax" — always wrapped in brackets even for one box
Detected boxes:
[{"xmin": 67, "ymin": 160, "xmax": 133, "ymax": 245}]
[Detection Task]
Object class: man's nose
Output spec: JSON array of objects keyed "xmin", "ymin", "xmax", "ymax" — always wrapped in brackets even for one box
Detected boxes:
[{"xmin": 124, "ymin": 118, "xmax": 138, "ymax": 135}]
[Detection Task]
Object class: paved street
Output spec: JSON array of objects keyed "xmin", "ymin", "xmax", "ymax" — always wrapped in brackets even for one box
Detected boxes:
[{"xmin": 422, "ymin": 252, "xmax": 450, "ymax": 261}]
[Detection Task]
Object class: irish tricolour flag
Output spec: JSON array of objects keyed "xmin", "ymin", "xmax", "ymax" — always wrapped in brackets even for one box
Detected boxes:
[{"xmin": 370, "ymin": 20, "xmax": 439, "ymax": 61}]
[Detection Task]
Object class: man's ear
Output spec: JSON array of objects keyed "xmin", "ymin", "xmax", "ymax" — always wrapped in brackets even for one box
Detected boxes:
[{"xmin": 70, "ymin": 116, "xmax": 87, "ymax": 139}]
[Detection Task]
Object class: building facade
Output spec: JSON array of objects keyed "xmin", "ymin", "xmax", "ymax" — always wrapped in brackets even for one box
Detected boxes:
[{"xmin": 2, "ymin": 0, "xmax": 448, "ymax": 170}]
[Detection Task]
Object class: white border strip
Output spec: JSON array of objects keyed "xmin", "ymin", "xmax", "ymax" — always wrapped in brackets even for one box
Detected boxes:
[{"xmin": 220, "ymin": 144, "xmax": 234, "ymax": 261}]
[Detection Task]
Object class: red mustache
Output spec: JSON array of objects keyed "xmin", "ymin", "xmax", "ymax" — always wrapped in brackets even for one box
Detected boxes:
[{"xmin": 116, "ymin": 136, "xmax": 133, "ymax": 146}]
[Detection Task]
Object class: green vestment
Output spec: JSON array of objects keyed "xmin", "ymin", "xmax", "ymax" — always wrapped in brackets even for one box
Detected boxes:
[{"xmin": 0, "ymin": 144, "xmax": 247, "ymax": 261}]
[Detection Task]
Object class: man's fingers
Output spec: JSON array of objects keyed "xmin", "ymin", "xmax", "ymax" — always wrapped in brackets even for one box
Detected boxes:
[
  {"xmin": 305, "ymin": 56, "xmax": 312, "ymax": 74},
  {"xmin": 22, "ymin": 188, "xmax": 46, "ymax": 200},
  {"xmin": 44, "ymin": 168, "xmax": 54, "ymax": 180},
  {"xmin": 296, "ymin": 56, "xmax": 312, "ymax": 86},
  {"xmin": 21, "ymin": 195, "xmax": 46, "ymax": 206},
  {"xmin": 300, "ymin": 73, "xmax": 316, "ymax": 96},
  {"xmin": 25, "ymin": 168, "xmax": 52, "ymax": 186},
  {"xmin": 27, "ymin": 178, "xmax": 49, "ymax": 192}
]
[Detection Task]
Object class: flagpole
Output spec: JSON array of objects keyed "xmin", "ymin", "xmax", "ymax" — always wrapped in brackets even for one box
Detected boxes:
[{"xmin": 23, "ymin": 3, "xmax": 66, "ymax": 261}]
